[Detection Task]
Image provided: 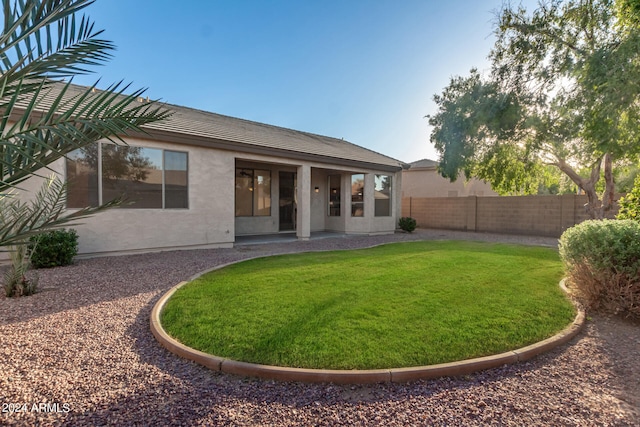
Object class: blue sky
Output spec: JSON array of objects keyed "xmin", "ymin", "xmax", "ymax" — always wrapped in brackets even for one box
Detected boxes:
[{"xmin": 73, "ymin": 0, "xmax": 538, "ymax": 164}]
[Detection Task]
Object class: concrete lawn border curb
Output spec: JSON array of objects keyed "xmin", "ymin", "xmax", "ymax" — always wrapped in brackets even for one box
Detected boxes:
[{"xmin": 150, "ymin": 265, "xmax": 585, "ymax": 384}]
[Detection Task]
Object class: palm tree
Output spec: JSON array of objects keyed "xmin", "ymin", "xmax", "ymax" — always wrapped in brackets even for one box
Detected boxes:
[{"xmin": 0, "ymin": 0, "xmax": 171, "ymax": 246}]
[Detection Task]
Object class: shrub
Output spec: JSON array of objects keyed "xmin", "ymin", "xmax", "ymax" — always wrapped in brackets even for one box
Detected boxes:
[
  {"xmin": 398, "ymin": 217, "xmax": 417, "ymax": 233},
  {"xmin": 29, "ymin": 229, "xmax": 79, "ymax": 268},
  {"xmin": 559, "ymin": 219, "xmax": 640, "ymax": 317},
  {"xmin": 617, "ymin": 175, "xmax": 640, "ymax": 221}
]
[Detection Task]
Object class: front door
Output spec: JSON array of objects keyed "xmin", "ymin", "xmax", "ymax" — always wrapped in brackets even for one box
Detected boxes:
[{"xmin": 279, "ymin": 171, "xmax": 296, "ymax": 231}]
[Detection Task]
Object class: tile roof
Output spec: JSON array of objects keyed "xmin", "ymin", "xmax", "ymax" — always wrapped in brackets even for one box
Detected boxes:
[
  {"xmin": 407, "ymin": 158, "xmax": 438, "ymax": 169},
  {"xmin": 23, "ymin": 82, "xmax": 408, "ymax": 171},
  {"xmin": 146, "ymin": 102, "xmax": 408, "ymax": 170}
]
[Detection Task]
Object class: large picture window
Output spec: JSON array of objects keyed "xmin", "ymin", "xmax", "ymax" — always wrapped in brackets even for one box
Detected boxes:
[
  {"xmin": 374, "ymin": 174, "xmax": 392, "ymax": 217},
  {"xmin": 66, "ymin": 142, "xmax": 188, "ymax": 209},
  {"xmin": 328, "ymin": 174, "xmax": 341, "ymax": 217},
  {"xmin": 235, "ymin": 168, "xmax": 271, "ymax": 216},
  {"xmin": 351, "ymin": 174, "xmax": 364, "ymax": 217},
  {"xmin": 101, "ymin": 145, "xmax": 163, "ymax": 208}
]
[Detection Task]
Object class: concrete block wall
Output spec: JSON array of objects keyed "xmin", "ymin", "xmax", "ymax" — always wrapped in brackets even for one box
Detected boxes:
[
  {"xmin": 402, "ymin": 195, "xmax": 620, "ymax": 238},
  {"xmin": 402, "ymin": 197, "xmax": 471, "ymax": 231}
]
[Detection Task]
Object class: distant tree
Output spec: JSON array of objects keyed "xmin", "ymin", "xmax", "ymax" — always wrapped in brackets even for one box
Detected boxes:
[
  {"xmin": 428, "ymin": 0, "xmax": 640, "ymax": 218},
  {"xmin": 616, "ymin": 174, "xmax": 640, "ymax": 220},
  {"xmin": 77, "ymin": 143, "xmax": 154, "ymax": 184},
  {"xmin": 616, "ymin": 163, "xmax": 640, "ymax": 193},
  {"xmin": 616, "ymin": 0, "xmax": 640, "ymax": 27}
]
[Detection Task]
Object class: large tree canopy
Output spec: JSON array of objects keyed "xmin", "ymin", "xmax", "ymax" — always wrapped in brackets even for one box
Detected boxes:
[
  {"xmin": 0, "ymin": 0, "xmax": 170, "ymax": 246},
  {"xmin": 429, "ymin": 0, "xmax": 640, "ymax": 218}
]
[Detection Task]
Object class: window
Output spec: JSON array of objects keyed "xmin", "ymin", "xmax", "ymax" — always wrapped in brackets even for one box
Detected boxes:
[
  {"xmin": 374, "ymin": 174, "xmax": 392, "ymax": 217},
  {"xmin": 102, "ymin": 145, "xmax": 163, "ymax": 208},
  {"xmin": 66, "ymin": 142, "xmax": 189, "ymax": 209},
  {"xmin": 351, "ymin": 174, "xmax": 364, "ymax": 217},
  {"xmin": 328, "ymin": 174, "xmax": 341, "ymax": 216},
  {"xmin": 164, "ymin": 151, "xmax": 189, "ymax": 208},
  {"xmin": 235, "ymin": 168, "xmax": 271, "ymax": 216},
  {"xmin": 66, "ymin": 145, "xmax": 99, "ymax": 208}
]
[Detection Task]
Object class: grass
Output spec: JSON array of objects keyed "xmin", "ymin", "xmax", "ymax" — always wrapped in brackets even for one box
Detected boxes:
[{"xmin": 160, "ymin": 241, "xmax": 576, "ymax": 370}]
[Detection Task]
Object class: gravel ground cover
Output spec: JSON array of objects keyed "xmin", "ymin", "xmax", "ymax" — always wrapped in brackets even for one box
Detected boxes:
[{"xmin": 0, "ymin": 229, "xmax": 638, "ymax": 426}]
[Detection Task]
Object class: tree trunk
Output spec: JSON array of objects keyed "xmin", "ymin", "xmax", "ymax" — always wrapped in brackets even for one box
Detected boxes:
[
  {"xmin": 583, "ymin": 180, "xmax": 604, "ymax": 219},
  {"xmin": 555, "ymin": 155, "xmax": 613, "ymax": 220},
  {"xmin": 601, "ymin": 153, "xmax": 616, "ymax": 213}
]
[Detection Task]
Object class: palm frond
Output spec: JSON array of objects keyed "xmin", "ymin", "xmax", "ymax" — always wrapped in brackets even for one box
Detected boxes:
[
  {"xmin": 1, "ymin": 1, "xmax": 115, "ymax": 107},
  {"xmin": 0, "ymin": 79, "xmax": 172, "ymax": 192},
  {"xmin": 0, "ymin": 0, "xmax": 172, "ymax": 249},
  {"xmin": 1, "ymin": 1, "xmax": 100, "ymax": 73}
]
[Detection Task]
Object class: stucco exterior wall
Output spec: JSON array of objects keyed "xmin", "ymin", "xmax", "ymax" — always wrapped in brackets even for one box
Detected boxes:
[
  {"xmin": 9, "ymin": 138, "xmax": 402, "ymax": 258},
  {"xmin": 14, "ymin": 136, "xmax": 236, "ymax": 257},
  {"xmin": 310, "ymin": 169, "xmax": 329, "ymax": 232}
]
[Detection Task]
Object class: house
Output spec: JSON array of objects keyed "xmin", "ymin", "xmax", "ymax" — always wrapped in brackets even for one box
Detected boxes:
[
  {"xmin": 401, "ymin": 159, "xmax": 497, "ymax": 198},
  {"xmin": 18, "ymin": 84, "xmax": 408, "ymax": 257}
]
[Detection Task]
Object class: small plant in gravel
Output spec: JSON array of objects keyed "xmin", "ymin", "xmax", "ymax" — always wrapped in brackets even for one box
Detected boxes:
[
  {"xmin": 559, "ymin": 219, "xmax": 640, "ymax": 317},
  {"xmin": 398, "ymin": 217, "xmax": 417, "ymax": 233},
  {"xmin": 3, "ymin": 244, "xmax": 38, "ymax": 297},
  {"xmin": 29, "ymin": 229, "xmax": 78, "ymax": 268}
]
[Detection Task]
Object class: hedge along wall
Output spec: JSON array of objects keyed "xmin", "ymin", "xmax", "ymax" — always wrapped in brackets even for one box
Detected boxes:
[{"xmin": 401, "ymin": 195, "xmax": 621, "ymax": 238}]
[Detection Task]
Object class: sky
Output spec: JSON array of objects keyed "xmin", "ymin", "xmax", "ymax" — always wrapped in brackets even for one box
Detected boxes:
[{"xmin": 72, "ymin": 0, "xmax": 538, "ymax": 164}]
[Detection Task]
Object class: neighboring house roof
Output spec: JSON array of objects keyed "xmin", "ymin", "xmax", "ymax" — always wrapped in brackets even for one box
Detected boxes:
[
  {"xmin": 407, "ymin": 159, "xmax": 439, "ymax": 170},
  {"xmin": 20, "ymin": 82, "xmax": 408, "ymax": 172}
]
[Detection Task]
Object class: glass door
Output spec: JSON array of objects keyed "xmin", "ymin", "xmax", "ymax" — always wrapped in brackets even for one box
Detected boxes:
[{"xmin": 279, "ymin": 171, "xmax": 296, "ymax": 231}]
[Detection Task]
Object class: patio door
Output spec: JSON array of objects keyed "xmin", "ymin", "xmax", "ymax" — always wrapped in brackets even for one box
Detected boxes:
[{"xmin": 279, "ymin": 171, "xmax": 296, "ymax": 231}]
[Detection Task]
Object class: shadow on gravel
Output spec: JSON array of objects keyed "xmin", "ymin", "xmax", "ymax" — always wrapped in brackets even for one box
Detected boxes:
[
  {"xmin": 589, "ymin": 314, "xmax": 640, "ymax": 417},
  {"xmin": 0, "ymin": 231, "xmax": 558, "ymax": 326},
  {"xmin": 88, "ymin": 295, "xmax": 600, "ymax": 426},
  {"xmin": 0, "ymin": 245, "xmax": 279, "ymax": 325},
  {"xmin": 6, "ymin": 231, "xmax": 639, "ymax": 425}
]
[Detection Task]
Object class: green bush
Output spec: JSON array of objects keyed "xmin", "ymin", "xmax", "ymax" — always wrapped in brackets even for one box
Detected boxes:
[
  {"xmin": 559, "ymin": 220, "xmax": 640, "ymax": 317},
  {"xmin": 29, "ymin": 229, "xmax": 79, "ymax": 268},
  {"xmin": 617, "ymin": 175, "xmax": 640, "ymax": 221},
  {"xmin": 398, "ymin": 217, "xmax": 417, "ymax": 233}
]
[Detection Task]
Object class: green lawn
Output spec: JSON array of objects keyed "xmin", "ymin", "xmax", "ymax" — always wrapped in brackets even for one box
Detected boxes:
[{"xmin": 160, "ymin": 241, "xmax": 576, "ymax": 370}]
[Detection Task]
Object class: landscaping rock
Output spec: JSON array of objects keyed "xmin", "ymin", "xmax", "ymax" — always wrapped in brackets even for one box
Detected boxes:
[{"xmin": 0, "ymin": 230, "xmax": 638, "ymax": 426}]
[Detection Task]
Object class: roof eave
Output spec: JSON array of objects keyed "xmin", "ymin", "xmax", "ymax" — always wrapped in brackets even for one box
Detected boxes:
[{"xmin": 133, "ymin": 128, "xmax": 405, "ymax": 173}]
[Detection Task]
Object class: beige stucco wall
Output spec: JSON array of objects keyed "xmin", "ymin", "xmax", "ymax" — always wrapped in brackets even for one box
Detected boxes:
[
  {"xmin": 9, "ymin": 138, "xmax": 402, "ymax": 258},
  {"xmin": 402, "ymin": 168, "xmax": 497, "ymax": 198},
  {"xmin": 311, "ymin": 168, "xmax": 330, "ymax": 232},
  {"xmin": 13, "ymin": 136, "xmax": 236, "ymax": 257}
]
